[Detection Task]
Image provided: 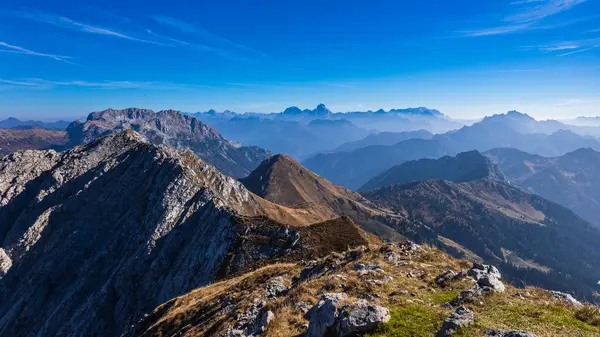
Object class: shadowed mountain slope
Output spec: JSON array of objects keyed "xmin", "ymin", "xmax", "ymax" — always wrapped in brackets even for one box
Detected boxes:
[
  {"xmin": 362, "ymin": 179, "xmax": 600, "ymax": 300},
  {"xmin": 485, "ymin": 147, "xmax": 600, "ymax": 228},
  {"xmin": 360, "ymin": 150, "xmax": 505, "ymax": 191}
]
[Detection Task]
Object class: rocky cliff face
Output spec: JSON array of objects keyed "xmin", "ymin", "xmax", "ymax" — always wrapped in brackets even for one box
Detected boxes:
[
  {"xmin": 66, "ymin": 108, "xmax": 271, "ymax": 178},
  {"xmin": 0, "ymin": 130, "xmax": 319, "ymax": 337}
]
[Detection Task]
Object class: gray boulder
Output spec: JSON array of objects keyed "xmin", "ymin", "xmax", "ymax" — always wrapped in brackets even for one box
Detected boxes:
[
  {"xmin": 550, "ymin": 290, "xmax": 582, "ymax": 306},
  {"xmin": 354, "ymin": 264, "xmax": 384, "ymax": 275},
  {"xmin": 435, "ymin": 270, "xmax": 457, "ymax": 287},
  {"xmin": 265, "ymin": 276, "xmax": 288, "ymax": 298},
  {"xmin": 485, "ymin": 329, "xmax": 538, "ymax": 337},
  {"xmin": 226, "ymin": 300, "xmax": 274, "ymax": 337},
  {"xmin": 335, "ymin": 299, "xmax": 391, "ymax": 337},
  {"xmin": 437, "ymin": 306, "xmax": 475, "ymax": 337},
  {"xmin": 468, "ymin": 263, "xmax": 505, "ymax": 292},
  {"xmin": 306, "ymin": 293, "xmax": 348, "ymax": 337}
]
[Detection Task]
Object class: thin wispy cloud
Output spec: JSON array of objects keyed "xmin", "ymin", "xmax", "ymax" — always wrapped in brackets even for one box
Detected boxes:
[
  {"xmin": 0, "ymin": 41, "xmax": 74, "ymax": 64},
  {"xmin": 506, "ymin": 0, "xmax": 587, "ymax": 24},
  {"xmin": 0, "ymin": 78, "xmax": 210, "ymax": 90},
  {"xmin": 527, "ymin": 37, "xmax": 600, "ymax": 55},
  {"xmin": 8, "ymin": 11, "xmax": 167, "ymax": 46},
  {"xmin": 151, "ymin": 15, "xmax": 267, "ymax": 58},
  {"xmin": 558, "ymin": 47, "xmax": 594, "ymax": 56},
  {"xmin": 460, "ymin": 0, "xmax": 588, "ymax": 37}
]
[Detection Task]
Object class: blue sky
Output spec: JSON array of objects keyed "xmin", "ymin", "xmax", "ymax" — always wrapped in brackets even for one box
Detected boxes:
[{"xmin": 1, "ymin": 0, "xmax": 599, "ymax": 120}]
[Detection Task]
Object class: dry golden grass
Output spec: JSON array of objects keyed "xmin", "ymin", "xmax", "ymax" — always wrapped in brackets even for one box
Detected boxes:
[{"xmin": 131, "ymin": 244, "xmax": 600, "ymax": 337}]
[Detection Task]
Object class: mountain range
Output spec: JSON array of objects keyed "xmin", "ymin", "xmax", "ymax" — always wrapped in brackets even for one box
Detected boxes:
[
  {"xmin": 0, "ymin": 127, "xmax": 69, "ymax": 157},
  {"xmin": 360, "ymin": 150, "xmax": 506, "ymax": 191},
  {"xmin": 192, "ymin": 104, "xmax": 460, "ymax": 157},
  {"xmin": 65, "ymin": 108, "xmax": 271, "ymax": 178},
  {"xmin": 485, "ymin": 147, "xmax": 600, "ymax": 228},
  {"xmin": 304, "ymin": 111, "xmax": 600, "ymax": 189},
  {"xmin": 2, "ymin": 128, "xmax": 600, "ymax": 336},
  {"xmin": 0, "ymin": 117, "xmax": 72, "ymax": 130}
]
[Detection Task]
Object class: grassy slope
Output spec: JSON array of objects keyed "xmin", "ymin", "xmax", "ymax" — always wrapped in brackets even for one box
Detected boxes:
[{"xmin": 129, "ymin": 244, "xmax": 600, "ymax": 337}]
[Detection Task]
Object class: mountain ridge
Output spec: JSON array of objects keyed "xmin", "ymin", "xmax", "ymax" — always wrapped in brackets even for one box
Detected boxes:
[
  {"xmin": 66, "ymin": 107, "xmax": 271, "ymax": 178},
  {"xmin": 360, "ymin": 150, "xmax": 506, "ymax": 191}
]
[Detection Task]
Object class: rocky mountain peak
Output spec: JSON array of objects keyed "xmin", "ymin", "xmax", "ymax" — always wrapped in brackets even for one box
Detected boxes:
[
  {"xmin": 314, "ymin": 103, "xmax": 332, "ymax": 116},
  {"xmin": 283, "ymin": 106, "xmax": 303, "ymax": 115},
  {"xmin": 66, "ymin": 108, "xmax": 271, "ymax": 178}
]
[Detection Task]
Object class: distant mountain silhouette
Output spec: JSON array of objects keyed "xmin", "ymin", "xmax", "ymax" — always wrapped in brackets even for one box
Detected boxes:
[
  {"xmin": 334, "ymin": 130, "xmax": 433, "ymax": 152},
  {"xmin": 0, "ymin": 117, "xmax": 72, "ymax": 130},
  {"xmin": 360, "ymin": 151, "xmax": 505, "ymax": 191},
  {"xmin": 304, "ymin": 111, "xmax": 600, "ymax": 189},
  {"xmin": 304, "ymin": 138, "xmax": 451, "ymax": 189},
  {"xmin": 486, "ymin": 147, "xmax": 600, "ymax": 228}
]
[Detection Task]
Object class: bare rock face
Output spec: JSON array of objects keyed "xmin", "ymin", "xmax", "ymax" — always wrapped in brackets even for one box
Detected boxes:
[
  {"xmin": 225, "ymin": 300, "xmax": 274, "ymax": 337},
  {"xmin": 335, "ymin": 299, "xmax": 391, "ymax": 337},
  {"xmin": 306, "ymin": 293, "xmax": 348, "ymax": 337},
  {"xmin": 66, "ymin": 108, "xmax": 271, "ymax": 178},
  {"xmin": 0, "ymin": 149, "xmax": 60, "ymax": 206},
  {"xmin": 437, "ymin": 306, "xmax": 475, "ymax": 337},
  {"xmin": 468, "ymin": 263, "xmax": 505, "ymax": 293},
  {"xmin": 0, "ymin": 131, "xmax": 279, "ymax": 337},
  {"xmin": 485, "ymin": 329, "xmax": 538, "ymax": 337},
  {"xmin": 550, "ymin": 290, "xmax": 582, "ymax": 306}
]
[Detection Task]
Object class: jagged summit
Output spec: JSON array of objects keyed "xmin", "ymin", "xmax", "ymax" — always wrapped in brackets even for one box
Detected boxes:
[
  {"xmin": 67, "ymin": 108, "xmax": 271, "ymax": 178},
  {"xmin": 360, "ymin": 150, "xmax": 505, "ymax": 191}
]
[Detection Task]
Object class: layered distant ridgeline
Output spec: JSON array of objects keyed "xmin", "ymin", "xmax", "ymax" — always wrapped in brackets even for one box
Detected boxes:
[
  {"xmin": 0, "ymin": 127, "xmax": 69, "ymax": 156},
  {"xmin": 192, "ymin": 104, "xmax": 457, "ymax": 157},
  {"xmin": 66, "ymin": 108, "xmax": 271, "ymax": 178},
  {"xmin": 360, "ymin": 151, "xmax": 505, "ymax": 191},
  {"xmin": 304, "ymin": 111, "xmax": 600, "ymax": 189},
  {"xmin": 0, "ymin": 117, "xmax": 72, "ymax": 130},
  {"xmin": 486, "ymin": 147, "xmax": 600, "ymax": 228}
]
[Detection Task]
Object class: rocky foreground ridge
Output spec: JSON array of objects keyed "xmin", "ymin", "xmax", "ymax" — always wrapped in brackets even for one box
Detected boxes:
[
  {"xmin": 0, "ymin": 130, "xmax": 359, "ymax": 336},
  {"xmin": 127, "ymin": 242, "xmax": 600, "ymax": 337}
]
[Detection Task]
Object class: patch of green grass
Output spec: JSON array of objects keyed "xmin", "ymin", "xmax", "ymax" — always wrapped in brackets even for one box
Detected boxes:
[
  {"xmin": 575, "ymin": 306, "xmax": 600, "ymax": 327},
  {"xmin": 365, "ymin": 303, "xmax": 443, "ymax": 337},
  {"xmin": 430, "ymin": 290, "xmax": 462, "ymax": 305},
  {"xmin": 462, "ymin": 299, "xmax": 600, "ymax": 337}
]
